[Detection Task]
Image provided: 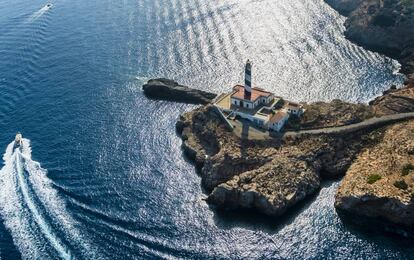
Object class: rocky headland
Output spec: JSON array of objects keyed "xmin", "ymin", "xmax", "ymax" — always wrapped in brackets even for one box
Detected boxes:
[
  {"xmin": 144, "ymin": 77, "xmax": 414, "ymax": 237},
  {"xmin": 142, "ymin": 0, "xmax": 414, "ymax": 238}
]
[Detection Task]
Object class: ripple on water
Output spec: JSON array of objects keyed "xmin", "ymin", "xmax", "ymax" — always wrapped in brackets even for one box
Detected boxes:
[{"xmin": 0, "ymin": 0, "xmax": 411, "ymax": 259}]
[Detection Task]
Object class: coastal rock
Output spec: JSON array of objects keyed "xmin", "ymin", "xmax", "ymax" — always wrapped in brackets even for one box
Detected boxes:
[
  {"xmin": 369, "ymin": 86, "xmax": 414, "ymax": 115},
  {"xmin": 176, "ymin": 105, "xmax": 379, "ymax": 216},
  {"xmin": 144, "ymin": 69, "xmax": 414, "ymax": 227},
  {"xmin": 173, "ymin": 92, "xmax": 414, "ymax": 229},
  {"xmin": 142, "ymin": 78, "xmax": 217, "ymax": 105},
  {"xmin": 325, "ymin": 0, "xmax": 414, "ymax": 81},
  {"xmin": 207, "ymin": 159, "xmax": 320, "ymax": 216},
  {"xmin": 335, "ymin": 121, "xmax": 414, "ymax": 237},
  {"xmin": 286, "ymin": 99, "xmax": 375, "ymax": 130}
]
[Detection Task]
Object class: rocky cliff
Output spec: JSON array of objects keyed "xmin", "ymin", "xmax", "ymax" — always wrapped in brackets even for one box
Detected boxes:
[
  {"xmin": 335, "ymin": 121, "xmax": 414, "ymax": 237},
  {"xmin": 141, "ymin": 0, "xmax": 414, "ymax": 238},
  {"xmin": 324, "ymin": 0, "xmax": 414, "ymax": 237},
  {"xmin": 143, "ymin": 75, "xmax": 414, "ymax": 236},
  {"xmin": 174, "ymin": 83, "xmax": 414, "ymax": 211},
  {"xmin": 176, "ymin": 105, "xmax": 373, "ymax": 216},
  {"xmin": 325, "ymin": 0, "xmax": 414, "ymax": 83},
  {"xmin": 175, "ymin": 95, "xmax": 413, "ymax": 236}
]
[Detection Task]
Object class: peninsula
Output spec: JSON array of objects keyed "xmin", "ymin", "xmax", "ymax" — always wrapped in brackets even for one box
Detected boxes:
[{"xmin": 142, "ymin": 0, "xmax": 414, "ymax": 238}]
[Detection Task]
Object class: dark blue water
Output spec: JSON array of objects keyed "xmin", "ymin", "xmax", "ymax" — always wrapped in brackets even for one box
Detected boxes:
[{"xmin": 0, "ymin": 0, "xmax": 411, "ymax": 259}]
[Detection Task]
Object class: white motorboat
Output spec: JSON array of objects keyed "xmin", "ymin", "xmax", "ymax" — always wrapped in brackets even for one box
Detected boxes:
[{"xmin": 14, "ymin": 132, "xmax": 23, "ymax": 150}]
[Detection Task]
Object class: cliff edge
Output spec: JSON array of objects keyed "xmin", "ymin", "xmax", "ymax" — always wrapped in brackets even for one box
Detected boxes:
[
  {"xmin": 325, "ymin": 0, "xmax": 414, "ymax": 84},
  {"xmin": 325, "ymin": 0, "xmax": 414, "ymax": 237},
  {"xmin": 175, "ymin": 93, "xmax": 414, "ymax": 236}
]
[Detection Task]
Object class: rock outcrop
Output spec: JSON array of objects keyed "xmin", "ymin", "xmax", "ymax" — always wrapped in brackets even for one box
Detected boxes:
[
  {"xmin": 142, "ymin": 78, "xmax": 216, "ymax": 105},
  {"xmin": 335, "ymin": 121, "xmax": 414, "ymax": 237},
  {"xmin": 168, "ymin": 78, "xmax": 414, "ymax": 236},
  {"xmin": 142, "ymin": 0, "xmax": 414, "ymax": 235},
  {"xmin": 176, "ymin": 105, "xmax": 383, "ymax": 217},
  {"xmin": 325, "ymin": 0, "xmax": 414, "ymax": 83},
  {"xmin": 324, "ymin": 0, "xmax": 414, "ymax": 237},
  {"xmin": 369, "ymin": 86, "xmax": 414, "ymax": 115},
  {"xmin": 286, "ymin": 99, "xmax": 375, "ymax": 130}
]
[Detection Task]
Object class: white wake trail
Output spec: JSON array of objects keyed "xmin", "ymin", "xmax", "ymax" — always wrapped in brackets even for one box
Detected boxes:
[
  {"xmin": 27, "ymin": 4, "xmax": 52, "ymax": 22},
  {"xmin": 15, "ymin": 151, "xmax": 72, "ymax": 259},
  {"xmin": 0, "ymin": 138, "xmax": 98, "ymax": 259}
]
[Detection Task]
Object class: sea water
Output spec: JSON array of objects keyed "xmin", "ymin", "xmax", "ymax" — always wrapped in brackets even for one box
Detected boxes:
[{"xmin": 0, "ymin": 0, "xmax": 411, "ymax": 259}]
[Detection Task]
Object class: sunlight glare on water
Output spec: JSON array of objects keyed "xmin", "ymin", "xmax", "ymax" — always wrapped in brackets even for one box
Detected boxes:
[{"xmin": 0, "ymin": 0, "xmax": 410, "ymax": 259}]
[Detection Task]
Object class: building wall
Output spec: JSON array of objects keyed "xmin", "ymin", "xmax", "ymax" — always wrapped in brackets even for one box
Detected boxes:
[
  {"xmin": 235, "ymin": 111, "xmax": 265, "ymax": 128},
  {"xmin": 286, "ymin": 107, "xmax": 303, "ymax": 116},
  {"xmin": 231, "ymin": 97, "xmax": 254, "ymax": 109},
  {"xmin": 231, "ymin": 98, "xmax": 239, "ymax": 106},
  {"xmin": 268, "ymin": 114, "xmax": 289, "ymax": 131}
]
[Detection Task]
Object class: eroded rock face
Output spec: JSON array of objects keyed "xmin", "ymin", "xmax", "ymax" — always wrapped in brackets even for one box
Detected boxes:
[
  {"xmin": 335, "ymin": 121, "xmax": 414, "ymax": 236},
  {"xmin": 207, "ymin": 159, "xmax": 320, "ymax": 216},
  {"xmin": 325, "ymin": 0, "xmax": 414, "ymax": 81},
  {"xmin": 142, "ymin": 78, "xmax": 217, "ymax": 105},
  {"xmin": 176, "ymin": 105, "xmax": 376, "ymax": 216},
  {"xmin": 369, "ymin": 86, "xmax": 414, "ymax": 115},
  {"xmin": 175, "ymin": 93, "xmax": 414, "ymax": 234}
]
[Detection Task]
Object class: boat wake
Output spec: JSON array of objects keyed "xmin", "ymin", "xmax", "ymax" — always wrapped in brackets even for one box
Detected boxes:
[
  {"xmin": 0, "ymin": 138, "xmax": 96, "ymax": 259},
  {"xmin": 27, "ymin": 4, "xmax": 53, "ymax": 23},
  {"xmin": 0, "ymin": 3, "xmax": 54, "ymax": 121}
]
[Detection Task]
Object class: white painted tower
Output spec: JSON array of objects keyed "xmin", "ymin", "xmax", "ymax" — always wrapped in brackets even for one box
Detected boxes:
[{"xmin": 244, "ymin": 60, "xmax": 252, "ymax": 98}]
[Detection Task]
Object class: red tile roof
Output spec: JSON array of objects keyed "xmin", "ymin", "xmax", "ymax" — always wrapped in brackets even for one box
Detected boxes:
[{"xmin": 231, "ymin": 85, "xmax": 272, "ymax": 102}]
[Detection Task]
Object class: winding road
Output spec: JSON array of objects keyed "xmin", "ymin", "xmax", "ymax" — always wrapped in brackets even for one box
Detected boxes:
[{"xmin": 285, "ymin": 112, "xmax": 414, "ymax": 136}]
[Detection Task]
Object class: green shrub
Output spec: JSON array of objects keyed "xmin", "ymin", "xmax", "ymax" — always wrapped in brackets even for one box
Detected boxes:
[
  {"xmin": 394, "ymin": 180, "xmax": 408, "ymax": 190},
  {"xmin": 367, "ymin": 174, "xmax": 382, "ymax": 184},
  {"xmin": 402, "ymin": 163, "xmax": 414, "ymax": 176}
]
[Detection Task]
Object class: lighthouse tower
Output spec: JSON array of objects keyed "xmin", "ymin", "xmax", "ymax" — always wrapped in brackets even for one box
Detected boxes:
[{"xmin": 244, "ymin": 60, "xmax": 252, "ymax": 99}]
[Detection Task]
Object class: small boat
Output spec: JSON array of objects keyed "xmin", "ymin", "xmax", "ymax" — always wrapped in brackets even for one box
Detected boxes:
[
  {"xmin": 46, "ymin": 3, "xmax": 53, "ymax": 8},
  {"xmin": 14, "ymin": 132, "xmax": 23, "ymax": 150}
]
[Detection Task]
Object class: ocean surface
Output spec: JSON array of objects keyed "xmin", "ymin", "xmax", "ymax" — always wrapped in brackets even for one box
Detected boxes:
[{"xmin": 0, "ymin": 0, "xmax": 411, "ymax": 259}]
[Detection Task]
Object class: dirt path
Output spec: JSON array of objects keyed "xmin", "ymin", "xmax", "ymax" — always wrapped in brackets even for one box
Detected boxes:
[{"xmin": 285, "ymin": 112, "xmax": 414, "ymax": 136}]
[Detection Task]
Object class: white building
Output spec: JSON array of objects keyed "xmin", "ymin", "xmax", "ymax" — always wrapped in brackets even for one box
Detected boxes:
[
  {"xmin": 214, "ymin": 60, "xmax": 303, "ymax": 132},
  {"xmin": 268, "ymin": 111, "xmax": 289, "ymax": 132},
  {"xmin": 230, "ymin": 85, "xmax": 274, "ymax": 110},
  {"xmin": 286, "ymin": 102, "xmax": 303, "ymax": 116}
]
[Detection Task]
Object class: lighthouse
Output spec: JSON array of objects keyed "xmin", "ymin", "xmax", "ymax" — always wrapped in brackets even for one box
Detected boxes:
[{"xmin": 244, "ymin": 60, "xmax": 252, "ymax": 99}]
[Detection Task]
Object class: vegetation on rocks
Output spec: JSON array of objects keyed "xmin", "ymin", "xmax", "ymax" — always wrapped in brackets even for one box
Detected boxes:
[
  {"xmin": 394, "ymin": 180, "xmax": 409, "ymax": 190},
  {"xmin": 286, "ymin": 100, "xmax": 374, "ymax": 130},
  {"xmin": 402, "ymin": 163, "xmax": 414, "ymax": 176},
  {"xmin": 367, "ymin": 174, "xmax": 382, "ymax": 184}
]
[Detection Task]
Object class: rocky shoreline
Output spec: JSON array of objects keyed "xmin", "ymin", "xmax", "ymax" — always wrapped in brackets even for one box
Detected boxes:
[
  {"xmin": 323, "ymin": 0, "xmax": 414, "ymax": 237},
  {"xmin": 325, "ymin": 0, "xmax": 414, "ymax": 85},
  {"xmin": 143, "ymin": 77, "xmax": 414, "ymax": 237},
  {"xmin": 142, "ymin": 0, "xmax": 414, "ymax": 238}
]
